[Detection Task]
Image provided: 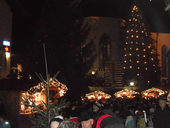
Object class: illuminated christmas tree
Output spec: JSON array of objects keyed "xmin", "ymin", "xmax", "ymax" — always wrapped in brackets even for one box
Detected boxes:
[{"xmin": 121, "ymin": 5, "xmax": 160, "ymax": 86}]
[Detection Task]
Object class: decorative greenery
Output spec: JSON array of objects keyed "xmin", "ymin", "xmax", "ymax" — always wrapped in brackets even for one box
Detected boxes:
[
  {"xmin": 21, "ymin": 72, "xmax": 68, "ymax": 128},
  {"xmin": 30, "ymin": 99, "xmax": 68, "ymax": 128}
]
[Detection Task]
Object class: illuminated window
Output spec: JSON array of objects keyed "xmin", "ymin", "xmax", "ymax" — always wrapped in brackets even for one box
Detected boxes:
[
  {"xmin": 136, "ymin": 42, "xmax": 138, "ymax": 44},
  {"xmin": 143, "ymin": 55, "xmax": 146, "ymax": 57},
  {"xmin": 137, "ymin": 73, "xmax": 140, "ymax": 76},
  {"xmin": 153, "ymin": 64, "xmax": 155, "ymax": 66},
  {"xmin": 136, "ymin": 35, "xmax": 139, "ymax": 38},
  {"xmin": 136, "ymin": 48, "xmax": 139, "ymax": 51},
  {"xmin": 151, "ymin": 58, "xmax": 154, "ymax": 61},
  {"xmin": 124, "ymin": 48, "xmax": 127, "ymax": 51},
  {"xmin": 137, "ymin": 60, "xmax": 139, "ymax": 63},
  {"xmin": 141, "ymin": 31, "xmax": 144, "ymax": 33},
  {"xmin": 154, "ymin": 70, "xmax": 156, "ymax": 72},
  {"xmin": 131, "ymin": 29, "xmax": 133, "ymax": 31},
  {"xmin": 129, "ymin": 19, "xmax": 132, "ymax": 21},
  {"xmin": 124, "ymin": 54, "xmax": 127, "ymax": 57},
  {"xmin": 144, "ymin": 61, "xmax": 147, "ymax": 64},
  {"xmin": 126, "ymin": 42, "xmax": 128, "ymax": 44},
  {"xmin": 130, "ymin": 48, "xmax": 132, "ymax": 50},
  {"xmin": 130, "ymin": 66, "xmax": 132, "ymax": 69},
  {"xmin": 137, "ymin": 54, "xmax": 140, "ymax": 57},
  {"xmin": 131, "ymin": 41, "xmax": 133, "ymax": 44},
  {"xmin": 131, "ymin": 35, "xmax": 134, "ymax": 38},
  {"xmin": 129, "ymin": 53, "xmax": 132, "ymax": 56},
  {"xmin": 137, "ymin": 67, "xmax": 140, "ymax": 69},
  {"xmin": 129, "ymin": 59, "xmax": 132, "ymax": 62},
  {"xmin": 143, "ymin": 49, "xmax": 146, "ymax": 51},
  {"xmin": 124, "ymin": 60, "xmax": 127, "ymax": 63},
  {"xmin": 127, "ymin": 30, "xmax": 129, "ymax": 33},
  {"xmin": 145, "ymin": 68, "xmax": 148, "ymax": 70},
  {"xmin": 123, "ymin": 67, "xmax": 126, "ymax": 69},
  {"xmin": 148, "ymin": 46, "xmax": 151, "ymax": 48},
  {"xmin": 136, "ymin": 30, "xmax": 138, "ymax": 33},
  {"xmin": 142, "ymin": 43, "xmax": 145, "ymax": 45}
]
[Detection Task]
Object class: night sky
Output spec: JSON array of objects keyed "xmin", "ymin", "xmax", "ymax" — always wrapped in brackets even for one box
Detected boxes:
[{"xmin": 10, "ymin": 0, "xmax": 170, "ymax": 51}]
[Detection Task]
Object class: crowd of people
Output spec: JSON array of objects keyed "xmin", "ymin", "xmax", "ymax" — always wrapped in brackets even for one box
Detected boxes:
[{"xmin": 49, "ymin": 96, "xmax": 170, "ymax": 128}]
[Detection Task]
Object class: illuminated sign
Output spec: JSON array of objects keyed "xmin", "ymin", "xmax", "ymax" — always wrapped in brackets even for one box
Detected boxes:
[{"xmin": 3, "ymin": 41, "xmax": 10, "ymax": 46}]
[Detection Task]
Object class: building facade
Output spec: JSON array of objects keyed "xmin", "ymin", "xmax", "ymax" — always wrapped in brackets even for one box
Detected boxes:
[
  {"xmin": 83, "ymin": 17, "xmax": 123, "ymax": 90},
  {"xmin": 0, "ymin": 0, "xmax": 12, "ymax": 78}
]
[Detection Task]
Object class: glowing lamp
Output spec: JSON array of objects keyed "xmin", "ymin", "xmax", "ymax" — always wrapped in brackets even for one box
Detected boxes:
[
  {"xmin": 91, "ymin": 71, "xmax": 95, "ymax": 75},
  {"xmin": 130, "ymin": 82, "xmax": 135, "ymax": 86},
  {"xmin": 5, "ymin": 52, "xmax": 10, "ymax": 58}
]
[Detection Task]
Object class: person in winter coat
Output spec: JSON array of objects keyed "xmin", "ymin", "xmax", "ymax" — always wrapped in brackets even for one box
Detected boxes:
[
  {"xmin": 154, "ymin": 98, "xmax": 170, "ymax": 128},
  {"xmin": 125, "ymin": 111, "xmax": 135, "ymax": 128},
  {"xmin": 79, "ymin": 110, "xmax": 95, "ymax": 128},
  {"xmin": 58, "ymin": 121, "xmax": 78, "ymax": 128},
  {"xmin": 95, "ymin": 103, "xmax": 125, "ymax": 128}
]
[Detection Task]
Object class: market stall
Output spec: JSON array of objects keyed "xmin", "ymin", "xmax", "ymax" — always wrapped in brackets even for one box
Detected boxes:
[
  {"xmin": 20, "ymin": 78, "xmax": 68, "ymax": 115},
  {"xmin": 114, "ymin": 88, "xmax": 139, "ymax": 99},
  {"xmin": 167, "ymin": 91, "xmax": 170, "ymax": 106},
  {"xmin": 85, "ymin": 90, "xmax": 111, "ymax": 101},
  {"xmin": 142, "ymin": 87, "xmax": 165, "ymax": 99}
]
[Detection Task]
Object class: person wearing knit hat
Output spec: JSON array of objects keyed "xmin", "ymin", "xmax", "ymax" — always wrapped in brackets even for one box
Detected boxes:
[
  {"xmin": 50, "ymin": 115, "xmax": 64, "ymax": 128},
  {"xmin": 79, "ymin": 110, "xmax": 95, "ymax": 128}
]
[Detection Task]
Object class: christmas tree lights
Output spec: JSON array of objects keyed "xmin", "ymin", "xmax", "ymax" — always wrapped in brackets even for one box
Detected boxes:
[{"xmin": 121, "ymin": 4, "xmax": 160, "ymax": 86}]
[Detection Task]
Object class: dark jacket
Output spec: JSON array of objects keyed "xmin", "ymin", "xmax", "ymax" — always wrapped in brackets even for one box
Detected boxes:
[
  {"xmin": 154, "ymin": 105, "xmax": 170, "ymax": 128},
  {"xmin": 98, "ymin": 109, "xmax": 125, "ymax": 128}
]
